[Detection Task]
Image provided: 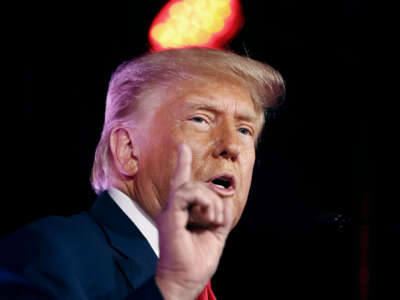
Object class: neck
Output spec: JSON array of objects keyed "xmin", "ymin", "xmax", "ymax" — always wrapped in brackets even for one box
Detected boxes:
[{"xmin": 110, "ymin": 179, "xmax": 160, "ymax": 221}]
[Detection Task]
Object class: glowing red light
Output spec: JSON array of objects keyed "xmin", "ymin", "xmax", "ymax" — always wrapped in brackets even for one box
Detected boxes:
[{"xmin": 149, "ymin": 0, "xmax": 243, "ymax": 51}]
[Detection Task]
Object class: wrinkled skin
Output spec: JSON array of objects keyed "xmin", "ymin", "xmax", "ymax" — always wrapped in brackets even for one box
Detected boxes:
[{"xmin": 110, "ymin": 79, "xmax": 264, "ymax": 299}]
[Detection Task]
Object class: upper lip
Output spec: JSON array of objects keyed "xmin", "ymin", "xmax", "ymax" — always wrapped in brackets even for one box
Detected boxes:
[{"xmin": 206, "ymin": 173, "xmax": 236, "ymax": 190}]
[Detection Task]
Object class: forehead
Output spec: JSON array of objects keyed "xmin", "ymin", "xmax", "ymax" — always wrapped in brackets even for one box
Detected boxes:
[{"xmin": 166, "ymin": 79, "xmax": 260, "ymax": 118}]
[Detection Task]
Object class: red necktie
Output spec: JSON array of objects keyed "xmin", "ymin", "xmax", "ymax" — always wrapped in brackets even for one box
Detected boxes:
[{"xmin": 196, "ymin": 280, "xmax": 217, "ymax": 300}]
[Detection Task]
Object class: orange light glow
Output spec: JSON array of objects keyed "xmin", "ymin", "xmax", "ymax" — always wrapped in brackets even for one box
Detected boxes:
[{"xmin": 149, "ymin": 0, "xmax": 243, "ymax": 51}]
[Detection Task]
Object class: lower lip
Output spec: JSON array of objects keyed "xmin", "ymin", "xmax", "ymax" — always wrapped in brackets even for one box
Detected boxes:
[{"xmin": 207, "ymin": 182, "xmax": 235, "ymax": 196}]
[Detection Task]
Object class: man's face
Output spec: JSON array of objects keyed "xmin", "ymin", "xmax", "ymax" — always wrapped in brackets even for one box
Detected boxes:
[{"xmin": 132, "ymin": 79, "xmax": 263, "ymax": 228}]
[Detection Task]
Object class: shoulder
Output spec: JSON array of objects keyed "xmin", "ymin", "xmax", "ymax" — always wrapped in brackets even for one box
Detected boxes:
[
  {"xmin": 2, "ymin": 212, "xmax": 105, "ymax": 253},
  {"xmin": 0, "ymin": 213, "xmax": 114, "ymax": 298},
  {"xmin": 1, "ymin": 212, "xmax": 111, "ymax": 268}
]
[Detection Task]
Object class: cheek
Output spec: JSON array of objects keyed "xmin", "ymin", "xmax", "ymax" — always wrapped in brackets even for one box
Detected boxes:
[
  {"xmin": 154, "ymin": 144, "xmax": 178, "ymax": 197},
  {"xmin": 243, "ymin": 157, "xmax": 255, "ymax": 189},
  {"xmin": 239, "ymin": 167, "xmax": 253, "ymax": 205},
  {"xmin": 176, "ymin": 128, "xmax": 216, "ymax": 178},
  {"xmin": 235, "ymin": 153, "xmax": 256, "ymax": 216},
  {"xmin": 242, "ymin": 150, "xmax": 256, "ymax": 186},
  {"xmin": 137, "ymin": 128, "xmax": 178, "ymax": 208}
]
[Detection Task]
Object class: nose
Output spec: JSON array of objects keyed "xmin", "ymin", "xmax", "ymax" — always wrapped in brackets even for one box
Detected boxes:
[{"xmin": 212, "ymin": 120, "xmax": 241, "ymax": 161}]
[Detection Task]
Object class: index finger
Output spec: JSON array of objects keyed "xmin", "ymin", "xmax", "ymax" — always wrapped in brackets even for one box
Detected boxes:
[{"xmin": 170, "ymin": 144, "xmax": 192, "ymax": 189}]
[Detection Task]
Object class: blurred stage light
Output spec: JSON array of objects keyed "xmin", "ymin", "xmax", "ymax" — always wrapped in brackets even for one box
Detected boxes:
[{"xmin": 149, "ymin": 0, "xmax": 243, "ymax": 51}]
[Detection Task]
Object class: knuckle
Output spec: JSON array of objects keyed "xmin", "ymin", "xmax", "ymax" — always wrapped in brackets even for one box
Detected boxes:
[
  {"xmin": 173, "ymin": 189, "xmax": 185, "ymax": 201},
  {"xmin": 177, "ymin": 182, "xmax": 192, "ymax": 191},
  {"xmin": 191, "ymin": 188, "xmax": 205, "ymax": 202},
  {"xmin": 170, "ymin": 181, "xmax": 222, "ymax": 207}
]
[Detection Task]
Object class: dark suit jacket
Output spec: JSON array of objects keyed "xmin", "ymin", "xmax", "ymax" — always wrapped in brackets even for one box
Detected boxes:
[{"xmin": 0, "ymin": 191, "xmax": 164, "ymax": 299}]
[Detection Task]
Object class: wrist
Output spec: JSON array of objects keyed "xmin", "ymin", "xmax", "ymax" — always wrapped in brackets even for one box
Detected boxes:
[{"xmin": 155, "ymin": 273, "xmax": 204, "ymax": 300}]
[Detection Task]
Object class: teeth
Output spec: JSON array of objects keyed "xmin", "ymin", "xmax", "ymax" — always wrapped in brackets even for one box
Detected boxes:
[
  {"xmin": 214, "ymin": 184, "xmax": 226, "ymax": 189},
  {"xmin": 209, "ymin": 176, "xmax": 233, "ymax": 190}
]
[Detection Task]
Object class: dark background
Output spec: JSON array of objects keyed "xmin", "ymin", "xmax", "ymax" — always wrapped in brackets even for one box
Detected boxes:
[{"xmin": 6, "ymin": 0, "xmax": 395, "ymax": 299}]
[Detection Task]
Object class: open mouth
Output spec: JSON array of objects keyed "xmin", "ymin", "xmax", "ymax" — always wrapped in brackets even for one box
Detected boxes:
[
  {"xmin": 211, "ymin": 177, "xmax": 232, "ymax": 189},
  {"xmin": 207, "ymin": 174, "xmax": 235, "ymax": 194}
]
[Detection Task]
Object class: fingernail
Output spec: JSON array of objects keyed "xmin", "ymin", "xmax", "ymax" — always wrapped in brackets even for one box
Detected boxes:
[{"xmin": 179, "ymin": 143, "xmax": 188, "ymax": 154}]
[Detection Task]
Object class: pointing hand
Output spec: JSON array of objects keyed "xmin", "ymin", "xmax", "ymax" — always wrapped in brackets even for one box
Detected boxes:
[{"xmin": 155, "ymin": 144, "xmax": 234, "ymax": 300}]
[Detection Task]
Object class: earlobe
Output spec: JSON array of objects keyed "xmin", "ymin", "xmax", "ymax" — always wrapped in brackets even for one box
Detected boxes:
[{"xmin": 110, "ymin": 127, "xmax": 139, "ymax": 177}]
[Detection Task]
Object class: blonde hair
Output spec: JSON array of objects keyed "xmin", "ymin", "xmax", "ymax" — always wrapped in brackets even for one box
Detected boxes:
[{"xmin": 91, "ymin": 47, "xmax": 285, "ymax": 194}]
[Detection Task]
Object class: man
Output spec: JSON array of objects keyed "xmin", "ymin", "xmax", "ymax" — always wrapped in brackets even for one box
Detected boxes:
[{"xmin": 1, "ymin": 47, "xmax": 285, "ymax": 299}]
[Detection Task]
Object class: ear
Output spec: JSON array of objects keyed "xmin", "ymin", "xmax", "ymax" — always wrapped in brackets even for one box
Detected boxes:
[{"xmin": 109, "ymin": 127, "xmax": 139, "ymax": 177}]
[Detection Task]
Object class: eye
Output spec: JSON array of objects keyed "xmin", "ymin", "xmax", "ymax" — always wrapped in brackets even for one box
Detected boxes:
[
  {"xmin": 238, "ymin": 127, "xmax": 251, "ymax": 136},
  {"xmin": 190, "ymin": 116, "xmax": 207, "ymax": 124}
]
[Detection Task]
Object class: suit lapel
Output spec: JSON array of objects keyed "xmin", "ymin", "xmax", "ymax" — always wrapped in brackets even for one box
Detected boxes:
[{"xmin": 88, "ymin": 191, "xmax": 158, "ymax": 289}]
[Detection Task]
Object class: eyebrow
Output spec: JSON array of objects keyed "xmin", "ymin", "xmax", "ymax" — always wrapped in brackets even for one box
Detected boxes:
[{"xmin": 184, "ymin": 99, "xmax": 259, "ymax": 123}]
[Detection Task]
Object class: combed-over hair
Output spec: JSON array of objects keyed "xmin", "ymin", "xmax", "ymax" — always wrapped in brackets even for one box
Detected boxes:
[{"xmin": 91, "ymin": 47, "xmax": 285, "ymax": 194}]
